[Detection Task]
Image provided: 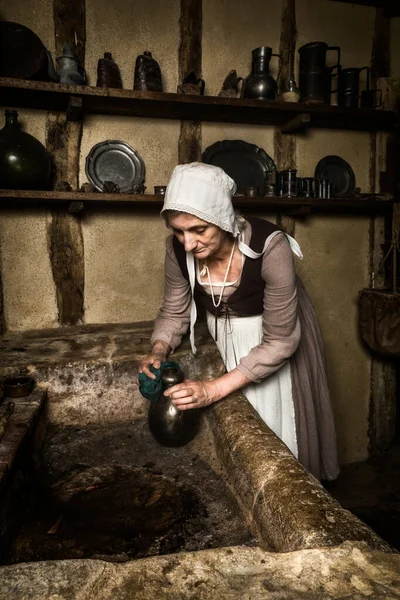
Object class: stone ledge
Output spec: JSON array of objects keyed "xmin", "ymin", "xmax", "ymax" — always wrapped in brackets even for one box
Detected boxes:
[
  {"xmin": 0, "ymin": 541, "xmax": 399, "ymax": 600},
  {"xmin": 0, "ymin": 321, "xmax": 214, "ymax": 375},
  {"xmin": 0, "ymin": 388, "xmax": 45, "ymax": 477},
  {"xmin": 206, "ymin": 392, "xmax": 393, "ymax": 553}
]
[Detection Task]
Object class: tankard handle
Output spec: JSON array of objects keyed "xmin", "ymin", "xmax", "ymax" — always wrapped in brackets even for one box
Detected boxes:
[
  {"xmin": 271, "ymin": 53, "xmax": 283, "ymax": 87},
  {"xmin": 358, "ymin": 66, "xmax": 370, "ymax": 92},
  {"xmin": 196, "ymin": 78, "xmax": 205, "ymax": 95},
  {"xmin": 327, "ymin": 46, "xmax": 341, "ymax": 71},
  {"xmin": 329, "ymin": 64, "xmax": 340, "ymax": 95}
]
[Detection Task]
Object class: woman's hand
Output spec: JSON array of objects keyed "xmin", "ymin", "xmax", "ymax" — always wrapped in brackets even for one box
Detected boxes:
[
  {"xmin": 138, "ymin": 340, "xmax": 171, "ymax": 380},
  {"xmin": 164, "ymin": 379, "xmax": 219, "ymax": 410}
]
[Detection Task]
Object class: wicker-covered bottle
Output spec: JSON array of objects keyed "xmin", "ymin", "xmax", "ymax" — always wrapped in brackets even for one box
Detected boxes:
[
  {"xmin": 133, "ymin": 51, "xmax": 163, "ymax": 92},
  {"xmin": 96, "ymin": 52, "xmax": 123, "ymax": 89}
]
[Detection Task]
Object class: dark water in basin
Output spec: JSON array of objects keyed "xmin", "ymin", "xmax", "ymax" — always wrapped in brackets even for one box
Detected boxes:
[{"xmin": 5, "ymin": 418, "xmax": 256, "ymax": 564}]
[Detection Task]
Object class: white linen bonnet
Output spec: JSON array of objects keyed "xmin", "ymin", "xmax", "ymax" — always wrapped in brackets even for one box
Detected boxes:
[
  {"xmin": 160, "ymin": 162, "xmax": 239, "ymax": 236},
  {"xmin": 159, "ymin": 162, "xmax": 303, "ymax": 354}
]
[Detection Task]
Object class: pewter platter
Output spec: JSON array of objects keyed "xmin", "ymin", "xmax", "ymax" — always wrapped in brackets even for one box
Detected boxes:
[
  {"xmin": 85, "ymin": 140, "xmax": 145, "ymax": 193},
  {"xmin": 202, "ymin": 139, "xmax": 276, "ymax": 195}
]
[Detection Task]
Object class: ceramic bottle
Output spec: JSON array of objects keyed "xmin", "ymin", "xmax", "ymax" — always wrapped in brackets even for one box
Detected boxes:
[
  {"xmin": 0, "ymin": 109, "xmax": 52, "ymax": 190},
  {"xmin": 148, "ymin": 365, "xmax": 200, "ymax": 447}
]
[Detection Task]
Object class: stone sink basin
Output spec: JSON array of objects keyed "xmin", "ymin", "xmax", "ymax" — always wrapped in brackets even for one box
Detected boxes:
[{"xmin": 0, "ymin": 322, "xmax": 399, "ymax": 599}]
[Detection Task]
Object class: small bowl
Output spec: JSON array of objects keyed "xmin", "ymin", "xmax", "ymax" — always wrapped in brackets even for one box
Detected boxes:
[
  {"xmin": 244, "ymin": 187, "xmax": 259, "ymax": 197},
  {"xmin": 154, "ymin": 185, "xmax": 167, "ymax": 195},
  {"xmin": 3, "ymin": 377, "xmax": 34, "ymax": 398}
]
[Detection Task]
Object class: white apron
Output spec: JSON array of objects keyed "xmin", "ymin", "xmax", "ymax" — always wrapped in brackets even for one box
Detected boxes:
[
  {"xmin": 186, "ymin": 229, "xmax": 303, "ymax": 458},
  {"xmin": 206, "ymin": 311, "xmax": 298, "ymax": 457}
]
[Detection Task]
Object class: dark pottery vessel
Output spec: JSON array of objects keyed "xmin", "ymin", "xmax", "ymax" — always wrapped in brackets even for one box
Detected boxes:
[
  {"xmin": 242, "ymin": 47, "xmax": 282, "ymax": 101},
  {"xmin": 0, "ymin": 21, "xmax": 49, "ymax": 81},
  {"xmin": 148, "ymin": 365, "xmax": 200, "ymax": 447},
  {"xmin": 134, "ymin": 51, "xmax": 163, "ymax": 92},
  {"xmin": 97, "ymin": 52, "xmax": 123, "ymax": 89},
  {"xmin": 0, "ymin": 110, "xmax": 52, "ymax": 190},
  {"xmin": 3, "ymin": 376, "xmax": 34, "ymax": 398}
]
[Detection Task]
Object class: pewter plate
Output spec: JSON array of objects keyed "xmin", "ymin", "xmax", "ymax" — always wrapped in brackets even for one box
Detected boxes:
[
  {"xmin": 202, "ymin": 139, "xmax": 276, "ymax": 195},
  {"xmin": 314, "ymin": 155, "xmax": 356, "ymax": 197},
  {"xmin": 85, "ymin": 140, "xmax": 145, "ymax": 193}
]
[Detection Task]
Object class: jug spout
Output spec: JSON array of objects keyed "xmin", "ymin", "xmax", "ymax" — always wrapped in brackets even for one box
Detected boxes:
[{"xmin": 46, "ymin": 50, "xmax": 60, "ymax": 83}]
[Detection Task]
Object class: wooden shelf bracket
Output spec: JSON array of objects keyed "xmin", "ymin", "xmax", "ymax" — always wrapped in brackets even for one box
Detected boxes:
[{"xmin": 281, "ymin": 112, "xmax": 311, "ymax": 134}]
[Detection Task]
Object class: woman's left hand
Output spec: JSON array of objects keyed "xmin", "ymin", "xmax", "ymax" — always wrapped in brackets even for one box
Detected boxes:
[{"xmin": 164, "ymin": 379, "xmax": 218, "ymax": 411}]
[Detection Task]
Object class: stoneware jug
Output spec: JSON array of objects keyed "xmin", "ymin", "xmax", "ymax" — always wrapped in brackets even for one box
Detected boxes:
[
  {"xmin": 242, "ymin": 47, "xmax": 282, "ymax": 101},
  {"xmin": 47, "ymin": 43, "xmax": 87, "ymax": 86},
  {"xmin": 0, "ymin": 109, "xmax": 52, "ymax": 190},
  {"xmin": 133, "ymin": 51, "xmax": 163, "ymax": 92},
  {"xmin": 148, "ymin": 364, "xmax": 200, "ymax": 447}
]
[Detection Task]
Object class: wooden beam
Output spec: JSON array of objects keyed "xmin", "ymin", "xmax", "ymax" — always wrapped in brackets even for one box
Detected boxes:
[
  {"xmin": 0, "ymin": 266, "xmax": 5, "ymax": 335},
  {"xmin": 53, "ymin": 0, "xmax": 85, "ymax": 63},
  {"xmin": 178, "ymin": 0, "xmax": 202, "ymax": 164},
  {"xmin": 367, "ymin": 5, "xmax": 397, "ymax": 458},
  {"xmin": 274, "ymin": 0, "xmax": 297, "ymax": 237},
  {"xmin": 46, "ymin": 0, "xmax": 85, "ymax": 326}
]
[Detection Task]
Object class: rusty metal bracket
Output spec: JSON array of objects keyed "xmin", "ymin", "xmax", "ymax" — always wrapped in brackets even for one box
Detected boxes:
[
  {"xmin": 67, "ymin": 201, "xmax": 84, "ymax": 214},
  {"xmin": 66, "ymin": 95, "xmax": 83, "ymax": 121}
]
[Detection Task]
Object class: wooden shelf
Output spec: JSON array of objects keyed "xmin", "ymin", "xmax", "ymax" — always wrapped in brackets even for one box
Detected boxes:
[
  {"xmin": 0, "ymin": 78, "xmax": 398, "ymax": 133},
  {"xmin": 328, "ymin": 0, "xmax": 400, "ymax": 17},
  {"xmin": 0, "ymin": 189, "xmax": 394, "ymax": 214}
]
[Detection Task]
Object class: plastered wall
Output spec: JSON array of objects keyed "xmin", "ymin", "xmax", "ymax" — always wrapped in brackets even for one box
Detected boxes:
[{"xmin": 0, "ymin": 0, "xmax": 398, "ymax": 465}]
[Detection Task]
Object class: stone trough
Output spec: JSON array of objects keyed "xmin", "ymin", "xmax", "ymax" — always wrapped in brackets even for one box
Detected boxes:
[{"xmin": 0, "ymin": 322, "xmax": 399, "ymax": 599}]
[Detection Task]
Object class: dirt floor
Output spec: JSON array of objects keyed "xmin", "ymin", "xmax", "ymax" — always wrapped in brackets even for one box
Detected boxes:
[
  {"xmin": 328, "ymin": 437, "xmax": 400, "ymax": 551},
  {"xmin": 5, "ymin": 418, "xmax": 257, "ymax": 564}
]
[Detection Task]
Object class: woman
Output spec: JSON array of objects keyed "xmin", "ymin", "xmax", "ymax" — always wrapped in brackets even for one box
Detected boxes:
[{"xmin": 139, "ymin": 162, "xmax": 339, "ymax": 481}]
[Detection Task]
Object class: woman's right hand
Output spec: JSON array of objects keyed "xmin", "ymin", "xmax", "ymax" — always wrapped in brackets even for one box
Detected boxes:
[{"xmin": 138, "ymin": 340, "xmax": 171, "ymax": 380}]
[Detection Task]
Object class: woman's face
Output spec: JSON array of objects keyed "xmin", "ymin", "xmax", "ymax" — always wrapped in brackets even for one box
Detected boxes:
[{"xmin": 167, "ymin": 213, "xmax": 230, "ymax": 259}]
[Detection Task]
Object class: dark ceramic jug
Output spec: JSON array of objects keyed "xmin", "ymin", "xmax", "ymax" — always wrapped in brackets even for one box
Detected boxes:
[
  {"xmin": 97, "ymin": 52, "xmax": 123, "ymax": 89},
  {"xmin": 148, "ymin": 365, "xmax": 200, "ymax": 447},
  {"xmin": 0, "ymin": 109, "xmax": 52, "ymax": 190},
  {"xmin": 134, "ymin": 51, "xmax": 163, "ymax": 92},
  {"xmin": 242, "ymin": 47, "xmax": 282, "ymax": 101}
]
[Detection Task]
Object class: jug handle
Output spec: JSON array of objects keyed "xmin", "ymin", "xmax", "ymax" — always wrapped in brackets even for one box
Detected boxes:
[
  {"xmin": 329, "ymin": 64, "xmax": 340, "ymax": 95},
  {"xmin": 327, "ymin": 46, "xmax": 341, "ymax": 70},
  {"xmin": 374, "ymin": 89, "xmax": 382, "ymax": 108},
  {"xmin": 79, "ymin": 66, "xmax": 87, "ymax": 84},
  {"xmin": 197, "ymin": 78, "xmax": 205, "ymax": 95},
  {"xmin": 237, "ymin": 76, "xmax": 244, "ymax": 97},
  {"xmin": 359, "ymin": 66, "xmax": 370, "ymax": 91},
  {"xmin": 271, "ymin": 53, "xmax": 283, "ymax": 86}
]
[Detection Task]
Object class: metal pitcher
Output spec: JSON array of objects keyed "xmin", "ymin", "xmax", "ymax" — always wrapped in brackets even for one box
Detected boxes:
[
  {"xmin": 298, "ymin": 41, "xmax": 341, "ymax": 104},
  {"xmin": 242, "ymin": 47, "xmax": 282, "ymax": 101},
  {"xmin": 338, "ymin": 66, "xmax": 369, "ymax": 108}
]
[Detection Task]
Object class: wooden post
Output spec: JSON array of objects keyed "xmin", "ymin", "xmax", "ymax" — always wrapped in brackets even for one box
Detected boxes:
[
  {"xmin": 178, "ymin": 0, "xmax": 202, "ymax": 164},
  {"xmin": 274, "ymin": 0, "xmax": 297, "ymax": 237},
  {"xmin": 45, "ymin": 0, "xmax": 85, "ymax": 325},
  {"xmin": 0, "ymin": 268, "xmax": 5, "ymax": 335},
  {"xmin": 368, "ymin": 7, "xmax": 397, "ymax": 457}
]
